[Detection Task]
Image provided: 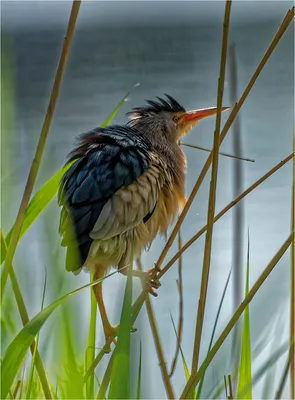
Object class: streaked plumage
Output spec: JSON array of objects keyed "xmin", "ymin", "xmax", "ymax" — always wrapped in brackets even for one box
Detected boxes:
[{"xmin": 58, "ymin": 94, "xmax": 227, "ymax": 350}]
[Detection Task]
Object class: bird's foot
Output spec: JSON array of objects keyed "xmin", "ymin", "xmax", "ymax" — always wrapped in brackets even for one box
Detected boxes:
[
  {"xmin": 103, "ymin": 324, "xmax": 137, "ymax": 353},
  {"xmin": 103, "ymin": 324, "xmax": 119, "ymax": 353},
  {"xmin": 142, "ymin": 264, "xmax": 161, "ymax": 297}
]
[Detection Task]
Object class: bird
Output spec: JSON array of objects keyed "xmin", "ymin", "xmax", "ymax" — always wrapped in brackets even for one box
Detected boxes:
[{"xmin": 58, "ymin": 94, "xmax": 228, "ymax": 352}]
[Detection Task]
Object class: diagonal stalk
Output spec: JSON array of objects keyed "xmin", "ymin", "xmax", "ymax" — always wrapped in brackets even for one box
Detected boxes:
[
  {"xmin": 191, "ymin": 0, "xmax": 232, "ymax": 376},
  {"xmin": 180, "ymin": 231, "xmax": 295, "ymax": 398},
  {"xmin": 153, "ymin": 6, "xmax": 295, "ymax": 276},
  {"xmin": 1, "ymin": 0, "xmax": 81, "ymax": 300},
  {"xmin": 169, "ymin": 232, "xmax": 184, "ymax": 377},
  {"xmin": 275, "ymin": 354, "xmax": 290, "ymax": 399},
  {"xmin": 160, "ymin": 153, "xmax": 294, "ymax": 276},
  {"xmin": 180, "ymin": 142, "xmax": 255, "ymax": 163}
]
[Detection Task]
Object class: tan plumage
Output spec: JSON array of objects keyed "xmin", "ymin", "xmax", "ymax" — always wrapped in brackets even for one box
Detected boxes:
[{"xmin": 86, "ymin": 150, "xmax": 185, "ymax": 268}]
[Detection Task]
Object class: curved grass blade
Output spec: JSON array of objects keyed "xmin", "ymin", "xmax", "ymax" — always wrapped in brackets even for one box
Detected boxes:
[
  {"xmin": 101, "ymin": 83, "xmax": 139, "ymax": 128},
  {"xmin": 60, "ymin": 306, "xmax": 85, "ymax": 399},
  {"xmin": 237, "ymin": 232, "xmax": 252, "ymax": 399},
  {"xmin": 196, "ymin": 269, "xmax": 231, "ymax": 398},
  {"xmin": 170, "ymin": 314, "xmax": 190, "ymax": 383},
  {"xmin": 1, "ymin": 85, "xmax": 139, "ymax": 264},
  {"xmin": 2, "ymin": 164, "xmax": 72, "ymax": 264},
  {"xmin": 108, "ymin": 263, "xmax": 133, "ymax": 399},
  {"xmin": 0, "ymin": 230, "xmax": 52, "ymax": 399},
  {"xmin": 25, "ymin": 270, "xmax": 47, "ymax": 399},
  {"xmin": 1, "ymin": 270, "xmax": 117, "ymax": 399}
]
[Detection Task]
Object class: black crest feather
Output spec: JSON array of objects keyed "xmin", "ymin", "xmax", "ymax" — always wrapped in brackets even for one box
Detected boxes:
[{"xmin": 127, "ymin": 94, "xmax": 185, "ymax": 118}]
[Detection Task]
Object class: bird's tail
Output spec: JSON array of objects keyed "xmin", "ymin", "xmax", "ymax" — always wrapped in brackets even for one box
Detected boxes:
[{"xmin": 65, "ymin": 240, "xmax": 92, "ymax": 275}]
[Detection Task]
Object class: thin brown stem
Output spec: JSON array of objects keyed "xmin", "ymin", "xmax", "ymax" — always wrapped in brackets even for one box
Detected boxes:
[
  {"xmin": 180, "ymin": 231, "xmax": 295, "ymax": 398},
  {"xmin": 136, "ymin": 259, "xmax": 175, "ymax": 399},
  {"xmin": 191, "ymin": 0, "xmax": 231, "ymax": 377},
  {"xmin": 228, "ymin": 375, "xmax": 233, "ymax": 399},
  {"xmin": 1, "ymin": 0, "xmax": 81, "ymax": 299},
  {"xmin": 180, "ymin": 142, "xmax": 255, "ymax": 163},
  {"xmin": 169, "ymin": 232, "xmax": 184, "ymax": 377},
  {"xmin": 160, "ymin": 153, "xmax": 294, "ymax": 277},
  {"xmin": 224, "ymin": 376, "xmax": 228, "ymax": 399},
  {"xmin": 97, "ymin": 352, "xmax": 114, "ymax": 399},
  {"xmin": 12, "ymin": 380, "xmax": 21, "ymax": 400},
  {"xmin": 290, "ymin": 128, "xmax": 295, "ymax": 399},
  {"xmin": 275, "ymin": 354, "xmax": 290, "ymax": 399}
]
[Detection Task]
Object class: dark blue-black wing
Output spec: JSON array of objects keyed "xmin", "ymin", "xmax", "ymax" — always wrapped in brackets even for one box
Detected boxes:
[{"xmin": 58, "ymin": 125, "xmax": 152, "ymax": 273}]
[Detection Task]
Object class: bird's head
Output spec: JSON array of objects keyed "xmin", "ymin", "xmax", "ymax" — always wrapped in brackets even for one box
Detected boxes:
[{"xmin": 127, "ymin": 94, "xmax": 229, "ymax": 142}]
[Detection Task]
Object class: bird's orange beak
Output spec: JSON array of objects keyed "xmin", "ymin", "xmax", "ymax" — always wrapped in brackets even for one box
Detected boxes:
[{"xmin": 181, "ymin": 106, "xmax": 230, "ymax": 123}]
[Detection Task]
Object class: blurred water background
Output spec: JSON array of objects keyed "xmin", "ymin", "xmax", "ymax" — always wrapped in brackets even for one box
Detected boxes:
[{"xmin": 1, "ymin": 1, "xmax": 294, "ymax": 398}]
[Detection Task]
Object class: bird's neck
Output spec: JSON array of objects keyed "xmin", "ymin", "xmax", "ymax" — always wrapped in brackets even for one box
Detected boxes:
[{"xmin": 133, "ymin": 122, "xmax": 187, "ymax": 195}]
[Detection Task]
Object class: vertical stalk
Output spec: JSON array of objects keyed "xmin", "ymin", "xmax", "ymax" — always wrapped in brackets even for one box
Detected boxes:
[
  {"xmin": 191, "ymin": 0, "xmax": 232, "ymax": 376},
  {"xmin": 136, "ymin": 260, "xmax": 175, "ymax": 399},
  {"xmin": 1, "ymin": 0, "xmax": 82, "ymax": 299}
]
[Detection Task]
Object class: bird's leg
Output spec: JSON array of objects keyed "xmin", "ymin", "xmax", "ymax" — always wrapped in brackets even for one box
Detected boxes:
[
  {"xmin": 119, "ymin": 266, "xmax": 161, "ymax": 297},
  {"xmin": 92, "ymin": 269, "xmax": 118, "ymax": 353}
]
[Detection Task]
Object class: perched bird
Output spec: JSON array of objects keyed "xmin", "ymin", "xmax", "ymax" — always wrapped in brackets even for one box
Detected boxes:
[{"xmin": 58, "ymin": 94, "xmax": 228, "ymax": 351}]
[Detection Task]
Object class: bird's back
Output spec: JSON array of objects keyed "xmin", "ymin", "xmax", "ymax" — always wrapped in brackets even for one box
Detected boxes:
[{"xmin": 58, "ymin": 124, "xmax": 186, "ymax": 273}]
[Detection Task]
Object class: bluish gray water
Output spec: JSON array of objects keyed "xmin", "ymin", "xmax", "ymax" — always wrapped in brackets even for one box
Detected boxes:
[{"xmin": 1, "ymin": 1, "xmax": 294, "ymax": 398}]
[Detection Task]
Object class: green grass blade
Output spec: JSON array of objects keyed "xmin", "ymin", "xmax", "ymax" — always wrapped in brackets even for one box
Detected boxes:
[
  {"xmin": 60, "ymin": 306, "xmax": 85, "ymax": 399},
  {"xmin": 237, "ymin": 232, "xmax": 252, "ymax": 399},
  {"xmin": 196, "ymin": 269, "xmax": 231, "ymax": 399},
  {"xmin": 1, "ymin": 270, "xmax": 117, "ymax": 399},
  {"xmin": 1, "ymin": 86, "xmax": 139, "ymax": 264},
  {"xmin": 2, "ymin": 165, "xmax": 72, "ymax": 265},
  {"xmin": 170, "ymin": 313, "xmax": 190, "ymax": 382},
  {"xmin": 136, "ymin": 342, "xmax": 142, "ymax": 400},
  {"xmin": 25, "ymin": 270, "xmax": 47, "ymax": 399},
  {"xmin": 108, "ymin": 263, "xmax": 133, "ymax": 399},
  {"xmin": 97, "ymin": 352, "xmax": 114, "ymax": 400},
  {"xmin": 86, "ymin": 272, "xmax": 97, "ymax": 399},
  {"xmin": 239, "ymin": 341, "xmax": 289, "ymax": 398},
  {"xmin": 101, "ymin": 83, "xmax": 139, "ymax": 128}
]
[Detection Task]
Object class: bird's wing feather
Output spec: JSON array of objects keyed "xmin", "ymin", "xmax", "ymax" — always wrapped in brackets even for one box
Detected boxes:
[
  {"xmin": 58, "ymin": 126, "xmax": 158, "ymax": 271},
  {"xmin": 90, "ymin": 162, "xmax": 162, "ymax": 240}
]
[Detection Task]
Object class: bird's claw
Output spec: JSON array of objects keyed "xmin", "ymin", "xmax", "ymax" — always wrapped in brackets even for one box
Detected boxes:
[
  {"xmin": 103, "ymin": 324, "xmax": 119, "ymax": 353},
  {"xmin": 103, "ymin": 324, "xmax": 137, "ymax": 353},
  {"xmin": 143, "ymin": 265, "xmax": 161, "ymax": 297}
]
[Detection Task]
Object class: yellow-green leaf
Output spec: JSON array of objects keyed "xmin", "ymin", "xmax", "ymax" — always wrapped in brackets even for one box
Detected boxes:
[
  {"xmin": 108, "ymin": 263, "xmax": 133, "ymax": 399},
  {"xmin": 1, "ymin": 270, "xmax": 117, "ymax": 399},
  {"xmin": 237, "ymin": 233, "xmax": 252, "ymax": 399}
]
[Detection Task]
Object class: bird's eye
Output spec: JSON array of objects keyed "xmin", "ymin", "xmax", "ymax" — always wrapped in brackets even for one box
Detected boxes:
[{"xmin": 173, "ymin": 116, "xmax": 180, "ymax": 123}]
